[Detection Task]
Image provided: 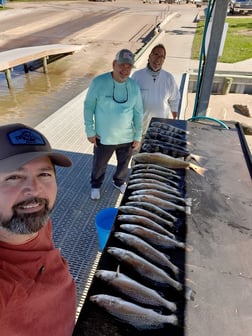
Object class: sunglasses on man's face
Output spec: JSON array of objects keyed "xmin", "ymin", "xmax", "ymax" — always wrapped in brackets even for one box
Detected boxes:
[{"xmin": 113, "ymin": 83, "xmax": 128, "ymax": 104}]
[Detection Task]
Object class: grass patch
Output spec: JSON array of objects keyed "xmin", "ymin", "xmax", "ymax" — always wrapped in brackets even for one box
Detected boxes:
[{"xmin": 192, "ymin": 18, "xmax": 252, "ymax": 63}]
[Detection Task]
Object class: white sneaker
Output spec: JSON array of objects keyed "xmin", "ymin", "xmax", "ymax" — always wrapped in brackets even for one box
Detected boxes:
[
  {"xmin": 113, "ymin": 183, "xmax": 126, "ymax": 194},
  {"xmin": 91, "ymin": 188, "xmax": 100, "ymax": 200}
]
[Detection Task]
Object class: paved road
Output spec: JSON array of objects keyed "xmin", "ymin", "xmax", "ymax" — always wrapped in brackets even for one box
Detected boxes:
[
  {"xmin": 0, "ymin": 0, "xmax": 168, "ymax": 51},
  {"xmin": 0, "ymin": 0, "xmax": 179, "ymax": 125}
]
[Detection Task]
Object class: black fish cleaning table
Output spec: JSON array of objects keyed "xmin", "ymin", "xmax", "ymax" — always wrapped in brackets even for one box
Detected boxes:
[{"xmin": 73, "ymin": 118, "xmax": 252, "ymax": 336}]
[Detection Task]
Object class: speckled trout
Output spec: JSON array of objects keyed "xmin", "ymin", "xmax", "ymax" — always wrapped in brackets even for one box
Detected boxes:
[
  {"xmin": 128, "ymin": 180, "xmax": 181, "ymax": 196},
  {"xmin": 120, "ymin": 224, "xmax": 185, "ymax": 250},
  {"xmin": 117, "ymin": 214, "xmax": 174, "ymax": 237},
  {"xmin": 118, "ymin": 205, "xmax": 175, "ymax": 232},
  {"xmin": 132, "ymin": 152, "xmax": 206, "ymax": 176},
  {"xmin": 150, "ymin": 121, "xmax": 189, "ymax": 135},
  {"xmin": 107, "ymin": 247, "xmax": 183, "ymax": 290},
  {"xmin": 129, "ymin": 172, "xmax": 180, "ymax": 188},
  {"xmin": 131, "ymin": 189, "xmax": 192, "ymax": 206},
  {"xmin": 95, "ymin": 270, "xmax": 177, "ymax": 311},
  {"xmin": 90, "ymin": 294, "xmax": 178, "ymax": 330},
  {"xmin": 125, "ymin": 200, "xmax": 178, "ymax": 223},
  {"xmin": 114, "ymin": 231, "xmax": 179, "ymax": 276},
  {"xmin": 128, "ymin": 194, "xmax": 191, "ymax": 215},
  {"xmin": 132, "ymin": 163, "xmax": 179, "ymax": 177}
]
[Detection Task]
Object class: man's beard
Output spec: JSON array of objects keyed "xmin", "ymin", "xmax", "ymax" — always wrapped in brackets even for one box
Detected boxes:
[{"xmin": 1, "ymin": 198, "xmax": 52, "ymax": 234}]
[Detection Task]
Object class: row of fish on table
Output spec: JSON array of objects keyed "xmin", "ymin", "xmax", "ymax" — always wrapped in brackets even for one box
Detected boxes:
[{"xmin": 89, "ymin": 121, "xmax": 206, "ymax": 333}]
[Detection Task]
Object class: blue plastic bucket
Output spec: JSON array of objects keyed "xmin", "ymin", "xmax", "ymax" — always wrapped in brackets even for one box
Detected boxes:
[{"xmin": 95, "ymin": 207, "xmax": 118, "ymax": 250}]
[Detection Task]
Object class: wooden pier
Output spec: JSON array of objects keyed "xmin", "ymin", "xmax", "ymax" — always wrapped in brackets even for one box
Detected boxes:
[{"xmin": 0, "ymin": 44, "xmax": 83, "ymax": 89}]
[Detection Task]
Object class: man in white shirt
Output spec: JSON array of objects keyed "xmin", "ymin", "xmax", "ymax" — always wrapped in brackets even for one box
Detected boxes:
[{"xmin": 132, "ymin": 44, "xmax": 180, "ymax": 134}]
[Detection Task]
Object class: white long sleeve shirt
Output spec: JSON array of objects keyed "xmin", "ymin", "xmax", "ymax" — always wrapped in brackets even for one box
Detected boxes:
[{"xmin": 132, "ymin": 67, "xmax": 180, "ymax": 133}]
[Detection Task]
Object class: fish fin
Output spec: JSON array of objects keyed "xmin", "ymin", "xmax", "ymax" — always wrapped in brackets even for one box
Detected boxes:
[
  {"xmin": 130, "ymin": 157, "xmax": 136, "ymax": 168},
  {"xmin": 187, "ymin": 153, "xmax": 204, "ymax": 164},
  {"xmin": 163, "ymin": 252, "xmax": 171, "ymax": 260},
  {"xmin": 189, "ymin": 162, "xmax": 207, "ymax": 176},
  {"xmin": 173, "ymin": 266, "xmax": 181, "ymax": 279},
  {"xmin": 116, "ymin": 264, "xmax": 120, "ymax": 276},
  {"xmin": 185, "ymin": 244, "xmax": 194, "ymax": 253},
  {"xmin": 167, "ymin": 314, "xmax": 178, "ymax": 326},
  {"xmin": 185, "ymin": 198, "xmax": 192, "ymax": 206},
  {"xmin": 184, "ymin": 285, "xmax": 195, "ymax": 301},
  {"xmin": 185, "ymin": 206, "xmax": 191, "ymax": 215}
]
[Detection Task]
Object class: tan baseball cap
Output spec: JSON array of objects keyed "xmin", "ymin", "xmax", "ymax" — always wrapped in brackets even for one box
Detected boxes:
[{"xmin": 0, "ymin": 123, "xmax": 72, "ymax": 173}]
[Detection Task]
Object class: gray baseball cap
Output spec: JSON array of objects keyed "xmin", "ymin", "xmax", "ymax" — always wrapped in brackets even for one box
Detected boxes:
[
  {"xmin": 0, "ymin": 123, "xmax": 72, "ymax": 173},
  {"xmin": 115, "ymin": 49, "xmax": 135, "ymax": 66}
]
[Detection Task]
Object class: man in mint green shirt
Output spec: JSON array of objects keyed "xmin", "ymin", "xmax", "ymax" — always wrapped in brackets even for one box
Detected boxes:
[{"xmin": 84, "ymin": 49, "xmax": 143, "ymax": 200}]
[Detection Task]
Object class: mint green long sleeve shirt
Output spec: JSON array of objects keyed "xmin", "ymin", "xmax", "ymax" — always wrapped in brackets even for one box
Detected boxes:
[{"xmin": 84, "ymin": 72, "xmax": 143, "ymax": 145}]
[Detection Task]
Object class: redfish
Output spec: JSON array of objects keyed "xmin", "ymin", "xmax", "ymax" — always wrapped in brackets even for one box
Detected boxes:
[{"xmin": 132, "ymin": 152, "xmax": 206, "ymax": 176}]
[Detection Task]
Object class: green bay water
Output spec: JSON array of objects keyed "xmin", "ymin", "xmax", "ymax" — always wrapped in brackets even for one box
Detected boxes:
[{"xmin": 0, "ymin": 54, "xmax": 92, "ymax": 127}]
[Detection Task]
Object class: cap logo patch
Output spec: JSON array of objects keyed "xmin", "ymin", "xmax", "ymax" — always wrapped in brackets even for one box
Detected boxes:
[
  {"xmin": 8, "ymin": 128, "xmax": 45, "ymax": 145},
  {"xmin": 122, "ymin": 51, "xmax": 132, "ymax": 59}
]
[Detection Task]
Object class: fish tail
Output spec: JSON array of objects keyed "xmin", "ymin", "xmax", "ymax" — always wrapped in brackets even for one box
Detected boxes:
[
  {"xmin": 131, "ymin": 157, "xmax": 136, "ymax": 168},
  {"xmin": 188, "ymin": 154, "xmax": 203, "ymax": 164},
  {"xmin": 116, "ymin": 264, "xmax": 120, "ymax": 276},
  {"xmin": 177, "ymin": 241, "xmax": 186, "ymax": 249},
  {"xmin": 184, "ymin": 285, "xmax": 195, "ymax": 301},
  {"xmin": 189, "ymin": 162, "xmax": 207, "ymax": 176},
  {"xmin": 185, "ymin": 198, "xmax": 192, "ymax": 207},
  {"xmin": 173, "ymin": 266, "xmax": 181, "ymax": 279},
  {"xmin": 185, "ymin": 206, "xmax": 191, "ymax": 215},
  {"xmin": 165, "ymin": 301, "xmax": 177, "ymax": 313},
  {"xmin": 166, "ymin": 314, "xmax": 178, "ymax": 326},
  {"xmin": 185, "ymin": 243, "xmax": 193, "ymax": 252}
]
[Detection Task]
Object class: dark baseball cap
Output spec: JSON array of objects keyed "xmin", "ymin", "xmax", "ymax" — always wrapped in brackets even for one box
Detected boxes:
[
  {"xmin": 115, "ymin": 49, "xmax": 135, "ymax": 66},
  {"xmin": 0, "ymin": 123, "xmax": 72, "ymax": 173}
]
